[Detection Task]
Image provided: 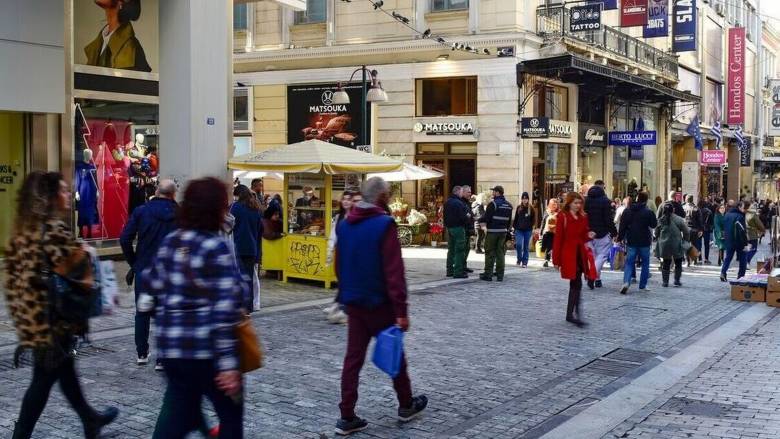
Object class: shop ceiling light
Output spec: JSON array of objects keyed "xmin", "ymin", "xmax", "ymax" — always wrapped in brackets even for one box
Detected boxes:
[{"xmin": 332, "ymin": 83, "xmax": 350, "ymax": 104}]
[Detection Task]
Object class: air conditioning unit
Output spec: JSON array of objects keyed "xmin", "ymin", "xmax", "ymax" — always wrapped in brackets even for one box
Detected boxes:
[{"xmin": 715, "ymin": 4, "xmax": 725, "ymax": 16}]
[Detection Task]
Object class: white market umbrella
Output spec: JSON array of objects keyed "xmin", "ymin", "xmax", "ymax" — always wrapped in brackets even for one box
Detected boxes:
[
  {"xmin": 232, "ymin": 170, "xmax": 283, "ymax": 180},
  {"xmin": 368, "ymin": 162, "xmax": 444, "ymax": 182}
]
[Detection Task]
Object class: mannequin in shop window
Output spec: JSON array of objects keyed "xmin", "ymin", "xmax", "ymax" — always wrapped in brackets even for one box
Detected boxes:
[
  {"xmin": 128, "ymin": 134, "xmax": 150, "ymax": 214},
  {"xmin": 75, "ymin": 148, "xmax": 100, "ymax": 239}
]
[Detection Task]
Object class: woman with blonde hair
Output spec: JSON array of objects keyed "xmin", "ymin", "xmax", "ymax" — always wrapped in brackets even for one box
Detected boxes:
[
  {"xmin": 540, "ymin": 198, "xmax": 560, "ymax": 268},
  {"xmin": 5, "ymin": 171, "xmax": 118, "ymax": 439},
  {"xmin": 552, "ymin": 192, "xmax": 595, "ymax": 327}
]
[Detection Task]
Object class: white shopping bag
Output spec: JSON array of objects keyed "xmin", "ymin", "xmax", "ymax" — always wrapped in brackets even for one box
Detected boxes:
[
  {"xmin": 252, "ymin": 265, "xmax": 261, "ymax": 310},
  {"xmin": 99, "ymin": 261, "xmax": 119, "ymax": 314}
]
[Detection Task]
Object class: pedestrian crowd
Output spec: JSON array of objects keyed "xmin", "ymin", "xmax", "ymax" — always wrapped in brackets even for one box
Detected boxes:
[{"xmin": 4, "ymin": 170, "xmax": 777, "ymax": 438}]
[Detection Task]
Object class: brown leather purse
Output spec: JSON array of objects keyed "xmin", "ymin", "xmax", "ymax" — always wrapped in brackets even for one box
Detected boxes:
[{"xmin": 236, "ymin": 316, "xmax": 263, "ymax": 373}]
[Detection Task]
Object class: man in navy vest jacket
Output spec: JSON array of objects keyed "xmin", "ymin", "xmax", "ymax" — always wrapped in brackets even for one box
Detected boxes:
[{"xmin": 334, "ymin": 177, "xmax": 428, "ymax": 436}]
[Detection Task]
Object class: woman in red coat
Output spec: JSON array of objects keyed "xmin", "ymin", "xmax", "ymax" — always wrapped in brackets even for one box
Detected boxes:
[{"xmin": 553, "ymin": 192, "xmax": 595, "ymax": 327}]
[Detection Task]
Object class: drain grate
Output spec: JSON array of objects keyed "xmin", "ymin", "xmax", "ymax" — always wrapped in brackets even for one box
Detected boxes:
[
  {"xmin": 660, "ymin": 397, "xmax": 734, "ymax": 418},
  {"xmin": 0, "ymin": 344, "xmax": 116, "ymax": 372},
  {"xmin": 577, "ymin": 348, "xmax": 657, "ymax": 377}
]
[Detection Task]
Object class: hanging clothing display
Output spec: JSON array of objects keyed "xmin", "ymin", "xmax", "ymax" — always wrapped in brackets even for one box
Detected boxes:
[{"xmin": 75, "ymin": 158, "xmax": 99, "ymax": 227}]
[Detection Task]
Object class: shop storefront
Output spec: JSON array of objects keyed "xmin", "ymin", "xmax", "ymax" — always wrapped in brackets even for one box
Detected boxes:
[
  {"xmin": 71, "ymin": 0, "xmax": 160, "ymax": 244},
  {"xmin": 608, "ymin": 105, "xmax": 659, "ymax": 200},
  {"xmin": 520, "ymin": 117, "xmax": 577, "ymax": 203},
  {"xmin": 578, "ymin": 123, "xmax": 607, "ymax": 187}
]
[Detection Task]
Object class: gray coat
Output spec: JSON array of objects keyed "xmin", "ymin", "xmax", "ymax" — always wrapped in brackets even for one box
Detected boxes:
[{"xmin": 655, "ymin": 214, "xmax": 690, "ymax": 259}]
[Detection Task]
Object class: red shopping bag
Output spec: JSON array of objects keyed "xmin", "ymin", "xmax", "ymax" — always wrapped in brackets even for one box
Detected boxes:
[{"xmin": 583, "ymin": 246, "xmax": 598, "ymax": 282}]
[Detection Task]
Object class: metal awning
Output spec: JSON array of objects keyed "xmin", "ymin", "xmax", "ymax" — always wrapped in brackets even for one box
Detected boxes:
[{"xmin": 518, "ymin": 55, "xmax": 700, "ymax": 104}]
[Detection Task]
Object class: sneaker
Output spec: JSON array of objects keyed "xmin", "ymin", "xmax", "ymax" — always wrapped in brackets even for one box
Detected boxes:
[
  {"xmin": 398, "ymin": 395, "xmax": 428, "ymax": 422},
  {"xmin": 619, "ymin": 283, "xmax": 629, "ymax": 295},
  {"xmin": 335, "ymin": 417, "xmax": 368, "ymax": 436},
  {"xmin": 516, "ymin": 261, "xmax": 523, "ymax": 266},
  {"xmin": 328, "ymin": 309, "xmax": 348, "ymax": 324},
  {"xmin": 720, "ymin": 274, "xmax": 727, "ymax": 282},
  {"xmin": 673, "ymin": 281, "xmax": 682, "ymax": 287},
  {"xmin": 323, "ymin": 303, "xmax": 338, "ymax": 315},
  {"xmin": 155, "ymin": 361, "xmax": 164, "ymax": 372},
  {"xmin": 522, "ymin": 264, "xmax": 527, "ymax": 268},
  {"xmin": 594, "ymin": 280, "xmax": 603, "ymax": 288},
  {"xmin": 137, "ymin": 355, "xmax": 149, "ymax": 366}
]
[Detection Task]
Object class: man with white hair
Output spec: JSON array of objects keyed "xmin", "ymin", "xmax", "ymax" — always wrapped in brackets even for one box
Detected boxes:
[
  {"xmin": 120, "ymin": 179, "xmax": 178, "ymax": 370},
  {"xmin": 334, "ymin": 177, "xmax": 428, "ymax": 436}
]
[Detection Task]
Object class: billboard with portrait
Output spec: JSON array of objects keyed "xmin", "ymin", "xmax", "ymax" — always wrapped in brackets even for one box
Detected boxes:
[{"xmin": 73, "ymin": 0, "xmax": 159, "ymax": 73}]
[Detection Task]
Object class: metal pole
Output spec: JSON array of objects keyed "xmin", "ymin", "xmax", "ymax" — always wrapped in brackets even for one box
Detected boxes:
[{"xmin": 361, "ymin": 66, "xmax": 367, "ymax": 147}]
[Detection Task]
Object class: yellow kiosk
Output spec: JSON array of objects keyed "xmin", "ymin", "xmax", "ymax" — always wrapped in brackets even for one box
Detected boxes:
[{"xmin": 228, "ymin": 140, "xmax": 403, "ymax": 288}]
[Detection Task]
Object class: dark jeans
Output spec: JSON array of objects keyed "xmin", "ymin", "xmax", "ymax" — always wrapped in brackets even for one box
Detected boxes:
[
  {"xmin": 690, "ymin": 231, "xmax": 702, "ymax": 258},
  {"xmin": 135, "ymin": 289, "xmax": 152, "ymax": 357},
  {"xmin": 237, "ymin": 257, "xmax": 256, "ymax": 312},
  {"xmin": 702, "ymin": 231, "xmax": 712, "ymax": 261},
  {"xmin": 722, "ymin": 245, "xmax": 747, "ymax": 279},
  {"xmin": 340, "ymin": 304, "xmax": 413, "ymax": 419},
  {"xmin": 16, "ymin": 353, "xmax": 94, "ymax": 435},
  {"xmin": 153, "ymin": 359, "xmax": 243, "ymax": 439},
  {"xmin": 476, "ymin": 228, "xmax": 485, "ymax": 251},
  {"xmin": 661, "ymin": 258, "xmax": 684, "ymax": 284}
]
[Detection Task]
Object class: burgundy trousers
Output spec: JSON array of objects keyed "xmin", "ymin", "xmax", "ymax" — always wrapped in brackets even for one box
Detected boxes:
[{"xmin": 339, "ymin": 304, "xmax": 413, "ymax": 419}]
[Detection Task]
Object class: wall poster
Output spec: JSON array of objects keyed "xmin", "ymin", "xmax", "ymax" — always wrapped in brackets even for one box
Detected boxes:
[{"xmin": 287, "ymin": 83, "xmax": 372, "ymax": 148}]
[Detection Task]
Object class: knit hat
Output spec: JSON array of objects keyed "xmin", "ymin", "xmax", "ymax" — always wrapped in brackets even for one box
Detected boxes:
[{"xmin": 521, "ymin": 192, "xmax": 529, "ymax": 200}]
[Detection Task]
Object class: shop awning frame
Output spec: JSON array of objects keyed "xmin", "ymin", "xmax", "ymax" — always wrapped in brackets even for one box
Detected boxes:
[{"xmin": 518, "ymin": 55, "xmax": 700, "ymax": 104}]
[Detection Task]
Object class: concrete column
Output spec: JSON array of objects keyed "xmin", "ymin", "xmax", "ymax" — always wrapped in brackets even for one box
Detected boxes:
[{"xmin": 158, "ymin": 0, "xmax": 233, "ymax": 185}]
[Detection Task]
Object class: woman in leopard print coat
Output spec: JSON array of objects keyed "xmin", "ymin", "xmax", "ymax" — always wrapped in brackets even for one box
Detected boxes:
[{"xmin": 4, "ymin": 171, "xmax": 118, "ymax": 439}]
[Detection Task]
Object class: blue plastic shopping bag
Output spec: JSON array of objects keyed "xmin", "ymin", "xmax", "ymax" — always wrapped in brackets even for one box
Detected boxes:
[{"xmin": 372, "ymin": 326, "xmax": 404, "ymax": 378}]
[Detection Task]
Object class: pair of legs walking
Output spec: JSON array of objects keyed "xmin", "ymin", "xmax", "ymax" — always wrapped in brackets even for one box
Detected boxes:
[
  {"xmin": 588, "ymin": 235, "xmax": 612, "ymax": 287},
  {"xmin": 721, "ymin": 245, "xmax": 747, "ymax": 280},
  {"xmin": 623, "ymin": 246, "xmax": 650, "ymax": 292},
  {"xmin": 14, "ymin": 350, "xmax": 117, "ymax": 439},
  {"xmin": 661, "ymin": 258, "xmax": 683, "ymax": 286},
  {"xmin": 514, "ymin": 229, "xmax": 532, "ymax": 266}
]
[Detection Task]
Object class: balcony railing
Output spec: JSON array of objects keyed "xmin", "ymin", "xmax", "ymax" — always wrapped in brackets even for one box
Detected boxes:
[{"xmin": 536, "ymin": 5, "xmax": 678, "ymax": 80}]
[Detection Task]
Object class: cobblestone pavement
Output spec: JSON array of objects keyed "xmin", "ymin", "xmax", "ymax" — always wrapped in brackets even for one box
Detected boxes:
[{"xmin": 0, "ymin": 245, "xmax": 774, "ymax": 438}]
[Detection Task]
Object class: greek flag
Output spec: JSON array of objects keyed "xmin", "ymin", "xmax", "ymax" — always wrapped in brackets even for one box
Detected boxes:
[
  {"xmin": 712, "ymin": 119, "xmax": 722, "ymax": 149},
  {"xmin": 734, "ymin": 125, "xmax": 746, "ymax": 151}
]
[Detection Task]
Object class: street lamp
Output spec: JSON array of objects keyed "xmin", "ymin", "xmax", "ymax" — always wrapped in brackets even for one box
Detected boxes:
[{"xmin": 331, "ymin": 66, "xmax": 388, "ymax": 147}]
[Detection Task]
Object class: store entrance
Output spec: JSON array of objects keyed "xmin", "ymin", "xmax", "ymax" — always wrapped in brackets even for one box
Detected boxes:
[{"xmin": 415, "ymin": 143, "xmax": 477, "ymax": 223}]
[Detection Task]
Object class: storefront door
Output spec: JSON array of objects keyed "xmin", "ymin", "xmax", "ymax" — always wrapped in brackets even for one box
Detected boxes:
[{"xmin": 0, "ymin": 113, "xmax": 26, "ymax": 254}]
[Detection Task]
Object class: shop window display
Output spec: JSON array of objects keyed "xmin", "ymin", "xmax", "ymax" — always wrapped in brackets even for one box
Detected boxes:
[
  {"xmin": 288, "ymin": 174, "xmax": 327, "ymax": 236},
  {"xmin": 75, "ymin": 100, "xmax": 159, "ymax": 240}
]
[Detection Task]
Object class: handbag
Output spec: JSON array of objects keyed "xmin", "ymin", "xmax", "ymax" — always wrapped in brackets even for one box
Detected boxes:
[
  {"xmin": 39, "ymin": 224, "xmax": 96, "ymax": 323},
  {"xmin": 372, "ymin": 326, "xmax": 404, "ymax": 378},
  {"xmin": 583, "ymin": 245, "xmax": 598, "ymax": 282},
  {"xmin": 611, "ymin": 244, "xmax": 626, "ymax": 271},
  {"xmin": 236, "ymin": 316, "xmax": 263, "ymax": 373}
]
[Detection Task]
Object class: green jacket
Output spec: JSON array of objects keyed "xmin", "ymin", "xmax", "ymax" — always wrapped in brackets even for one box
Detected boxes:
[
  {"xmin": 746, "ymin": 211, "xmax": 766, "ymax": 241},
  {"xmin": 713, "ymin": 212, "xmax": 726, "ymax": 249},
  {"xmin": 655, "ymin": 214, "xmax": 690, "ymax": 260},
  {"xmin": 84, "ymin": 22, "xmax": 151, "ymax": 72}
]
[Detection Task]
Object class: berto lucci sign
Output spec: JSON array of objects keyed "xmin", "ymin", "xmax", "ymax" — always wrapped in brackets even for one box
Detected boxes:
[{"xmin": 608, "ymin": 131, "xmax": 657, "ymax": 146}]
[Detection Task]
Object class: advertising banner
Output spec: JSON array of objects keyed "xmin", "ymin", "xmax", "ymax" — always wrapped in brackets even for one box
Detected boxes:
[
  {"xmin": 570, "ymin": 4, "xmax": 603, "ymax": 32},
  {"xmin": 621, "ymin": 0, "xmax": 648, "ymax": 27},
  {"xmin": 73, "ymin": 0, "xmax": 158, "ymax": 72},
  {"xmin": 608, "ymin": 131, "xmax": 658, "ymax": 146},
  {"xmin": 287, "ymin": 83, "xmax": 371, "ymax": 148},
  {"xmin": 644, "ymin": 0, "xmax": 669, "ymax": 38},
  {"xmin": 726, "ymin": 27, "xmax": 746, "ymax": 125},
  {"xmin": 740, "ymin": 138, "xmax": 752, "ymax": 167},
  {"xmin": 768, "ymin": 79, "xmax": 780, "ymax": 136},
  {"xmin": 700, "ymin": 149, "xmax": 727, "ymax": 165},
  {"xmin": 520, "ymin": 117, "xmax": 550, "ymax": 138},
  {"xmin": 589, "ymin": 0, "xmax": 618, "ymax": 10},
  {"xmin": 672, "ymin": 0, "xmax": 697, "ymax": 52}
]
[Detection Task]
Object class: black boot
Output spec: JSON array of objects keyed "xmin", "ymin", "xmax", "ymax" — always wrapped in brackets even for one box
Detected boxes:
[
  {"xmin": 83, "ymin": 407, "xmax": 119, "ymax": 439},
  {"xmin": 661, "ymin": 268, "xmax": 670, "ymax": 287},
  {"xmin": 565, "ymin": 288, "xmax": 585, "ymax": 327},
  {"xmin": 12, "ymin": 422, "xmax": 32, "ymax": 439}
]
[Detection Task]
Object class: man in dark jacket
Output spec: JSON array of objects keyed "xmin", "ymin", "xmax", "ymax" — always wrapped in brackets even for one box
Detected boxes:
[
  {"xmin": 335, "ymin": 177, "xmax": 427, "ymax": 436},
  {"xmin": 120, "ymin": 179, "xmax": 178, "ymax": 367},
  {"xmin": 461, "ymin": 186, "xmax": 475, "ymax": 273},
  {"xmin": 443, "ymin": 186, "xmax": 469, "ymax": 278},
  {"xmin": 618, "ymin": 192, "xmax": 658, "ymax": 294},
  {"xmin": 720, "ymin": 201, "xmax": 749, "ymax": 282},
  {"xmin": 699, "ymin": 200, "xmax": 714, "ymax": 264},
  {"xmin": 479, "ymin": 186, "xmax": 513, "ymax": 281},
  {"xmin": 585, "ymin": 180, "xmax": 616, "ymax": 288},
  {"xmin": 658, "ymin": 190, "xmax": 686, "ymax": 219},
  {"xmin": 512, "ymin": 192, "xmax": 535, "ymax": 267}
]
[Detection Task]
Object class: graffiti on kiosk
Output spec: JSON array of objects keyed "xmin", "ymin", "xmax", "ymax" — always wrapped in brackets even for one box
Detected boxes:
[{"xmin": 288, "ymin": 241, "xmax": 323, "ymax": 275}]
